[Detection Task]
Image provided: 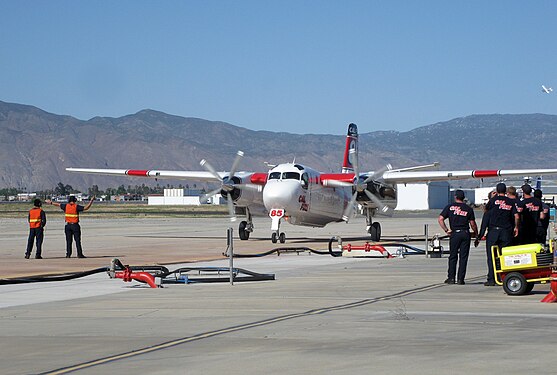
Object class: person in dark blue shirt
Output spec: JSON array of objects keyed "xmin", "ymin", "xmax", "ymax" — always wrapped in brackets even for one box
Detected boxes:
[
  {"xmin": 482, "ymin": 183, "xmax": 519, "ymax": 286},
  {"xmin": 438, "ymin": 190, "xmax": 478, "ymax": 285},
  {"xmin": 534, "ymin": 189, "xmax": 550, "ymax": 244},
  {"xmin": 516, "ymin": 184, "xmax": 545, "ymax": 244}
]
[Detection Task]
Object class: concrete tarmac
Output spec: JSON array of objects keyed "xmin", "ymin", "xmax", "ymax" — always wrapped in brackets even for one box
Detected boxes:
[{"xmin": 1, "ymin": 213, "xmax": 556, "ymax": 374}]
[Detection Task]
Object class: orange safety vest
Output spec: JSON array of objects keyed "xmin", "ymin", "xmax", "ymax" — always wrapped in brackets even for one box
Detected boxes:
[
  {"xmin": 29, "ymin": 207, "xmax": 43, "ymax": 229},
  {"xmin": 65, "ymin": 203, "xmax": 79, "ymax": 224}
]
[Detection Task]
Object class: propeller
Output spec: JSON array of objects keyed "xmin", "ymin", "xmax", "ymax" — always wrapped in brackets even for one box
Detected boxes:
[
  {"xmin": 199, "ymin": 151, "xmax": 261, "ymax": 222},
  {"xmin": 341, "ymin": 150, "xmax": 393, "ymax": 222}
]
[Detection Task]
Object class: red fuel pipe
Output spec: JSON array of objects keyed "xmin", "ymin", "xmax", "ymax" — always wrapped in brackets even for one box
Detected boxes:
[
  {"xmin": 114, "ymin": 267, "xmax": 158, "ymax": 288},
  {"xmin": 343, "ymin": 243, "xmax": 393, "ymax": 258}
]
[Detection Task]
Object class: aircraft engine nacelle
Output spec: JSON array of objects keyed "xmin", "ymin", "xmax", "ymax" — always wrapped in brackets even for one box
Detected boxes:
[
  {"xmin": 220, "ymin": 175, "xmax": 261, "ymax": 206},
  {"xmin": 358, "ymin": 181, "xmax": 397, "ymax": 207}
]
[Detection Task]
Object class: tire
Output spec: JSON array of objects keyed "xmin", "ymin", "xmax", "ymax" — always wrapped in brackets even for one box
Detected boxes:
[
  {"xmin": 503, "ymin": 272, "xmax": 528, "ymax": 296},
  {"xmin": 370, "ymin": 222, "xmax": 381, "ymax": 242},
  {"xmin": 239, "ymin": 221, "xmax": 250, "ymax": 240},
  {"xmin": 524, "ymin": 282, "xmax": 535, "ymax": 294},
  {"xmin": 271, "ymin": 232, "xmax": 278, "ymax": 244},
  {"xmin": 279, "ymin": 232, "xmax": 286, "ymax": 244}
]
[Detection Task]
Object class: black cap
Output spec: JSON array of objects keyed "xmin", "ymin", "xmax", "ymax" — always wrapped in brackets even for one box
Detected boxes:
[
  {"xmin": 33, "ymin": 198, "xmax": 42, "ymax": 207},
  {"xmin": 521, "ymin": 184, "xmax": 532, "ymax": 195},
  {"xmin": 496, "ymin": 182, "xmax": 506, "ymax": 194},
  {"xmin": 454, "ymin": 189, "xmax": 465, "ymax": 200},
  {"xmin": 68, "ymin": 195, "xmax": 77, "ymax": 203}
]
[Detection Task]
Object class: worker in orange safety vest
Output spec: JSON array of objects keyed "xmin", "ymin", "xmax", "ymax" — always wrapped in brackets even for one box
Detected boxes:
[
  {"xmin": 26, "ymin": 198, "xmax": 47, "ymax": 259},
  {"xmin": 47, "ymin": 195, "xmax": 95, "ymax": 258}
]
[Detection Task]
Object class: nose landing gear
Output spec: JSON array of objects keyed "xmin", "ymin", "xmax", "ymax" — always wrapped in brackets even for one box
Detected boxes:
[
  {"xmin": 271, "ymin": 231, "xmax": 286, "ymax": 244},
  {"xmin": 269, "ymin": 208, "xmax": 286, "ymax": 243}
]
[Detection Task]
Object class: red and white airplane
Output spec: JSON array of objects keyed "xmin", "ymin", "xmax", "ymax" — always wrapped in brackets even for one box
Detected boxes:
[{"xmin": 67, "ymin": 123, "xmax": 557, "ymax": 243}]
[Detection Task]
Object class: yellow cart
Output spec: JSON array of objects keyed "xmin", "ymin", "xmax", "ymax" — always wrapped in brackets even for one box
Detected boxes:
[{"xmin": 492, "ymin": 239, "xmax": 555, "ymax": 295}]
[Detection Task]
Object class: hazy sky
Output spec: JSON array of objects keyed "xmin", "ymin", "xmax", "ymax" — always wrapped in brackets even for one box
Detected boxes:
[{"xmin": 2, "ymin": 1, "xmax": 556, "ymax": 134}]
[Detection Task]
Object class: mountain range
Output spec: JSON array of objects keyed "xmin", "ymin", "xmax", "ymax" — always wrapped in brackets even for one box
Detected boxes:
[{"xmin": 1, "ymin": 100, "xmax": 556, "ymax": 191}]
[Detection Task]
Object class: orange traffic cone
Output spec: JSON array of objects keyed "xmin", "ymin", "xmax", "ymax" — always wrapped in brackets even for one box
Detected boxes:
[{"xmin": 541, "ymin": 271, "xmax": 557, "ymax": 303}]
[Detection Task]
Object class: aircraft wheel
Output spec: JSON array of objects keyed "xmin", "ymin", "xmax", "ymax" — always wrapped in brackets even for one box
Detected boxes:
[
  {"xmin": 271, "ymin": 232, "xmax": 278, "ymax": 244},
  {"xmin": 279, "ymin": 232, "xmax": 286, "ymax": 244},
  {"xmin": 503, "ymin": 272, "xmax": 527, "ymax": 295},
  {"xmin": 239, "ymin": 221, "xmax": 250, "ymax": 240},
  {"xmin": 370, "ymin": 222, "xmax": 381, "ymax": 242}
]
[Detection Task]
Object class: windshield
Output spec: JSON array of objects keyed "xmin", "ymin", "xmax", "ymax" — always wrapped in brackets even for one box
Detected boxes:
[
  {"xmin": 268, "ymin": 171, "xmax": 301, "ymax": 180},
  {"xmin": 283, "ymin": 172, "xmax": 300, "ymax": 180},
  {"xmin": 268, "ymin": 172, "xmax": 281, "ymax": 180}
]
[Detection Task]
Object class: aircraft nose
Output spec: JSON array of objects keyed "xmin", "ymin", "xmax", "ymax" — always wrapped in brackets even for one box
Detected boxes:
[{"xmin": 263, "ymin": 181, "xmax": 301, "ymax": 211}]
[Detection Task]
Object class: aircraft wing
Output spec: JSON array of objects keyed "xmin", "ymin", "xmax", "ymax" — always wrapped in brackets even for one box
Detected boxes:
[
  {"xmin": 381, "ymin": 168, "xmax": 557, "ymax": 184},
  {"xmin": 66, "ymin": 167, "xmax": 224, "ymax": 182}
]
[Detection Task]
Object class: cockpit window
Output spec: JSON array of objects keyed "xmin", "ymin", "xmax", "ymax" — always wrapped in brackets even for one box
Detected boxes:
[
  {"xmin": 301, "ymin": 173, "xmax": 309, "ymax": 189},
  {"xmin": 269, "ymin": 172, "xmax": 281, "ymax": 180},
  {"xmin": 283, "ymin": 172, "xmax": 300, "ymax": 180}
]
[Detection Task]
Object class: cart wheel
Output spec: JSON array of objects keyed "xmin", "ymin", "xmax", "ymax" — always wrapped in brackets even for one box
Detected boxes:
[
  {"xmin": 524, "ymin": 282, "xmax": 535, "ymax": 294},
  {"xmin": 503, "ymin": 272, "xmax": 528, "ymax": 296}
]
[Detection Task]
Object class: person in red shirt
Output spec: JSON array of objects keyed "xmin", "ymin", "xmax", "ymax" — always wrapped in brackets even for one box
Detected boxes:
[
  {"xmin": 47, "ymin": 195, "xmax": 95, "ymax": 258},
  {"xmin": 26, "ymin": 199, "xmax": 47, "ymax": 259}
]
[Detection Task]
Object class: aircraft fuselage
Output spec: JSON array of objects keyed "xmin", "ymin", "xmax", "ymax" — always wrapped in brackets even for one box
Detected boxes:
[{"xmin": 262, "ymin": 163, "xmax": 352, "ymax": 227}]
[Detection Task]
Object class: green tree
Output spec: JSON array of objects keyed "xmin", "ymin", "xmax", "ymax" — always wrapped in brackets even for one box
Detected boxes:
[
  {"xmin": 88, "ymin": 185, "xmax": 101, "ymax": 196},
  {"xmin": 55, "ymin": 182, "xmax": 67, "ymax": 195},
  {"xmin": 116, "ymin": 184, "xmax": 127, "ymax": 195}
]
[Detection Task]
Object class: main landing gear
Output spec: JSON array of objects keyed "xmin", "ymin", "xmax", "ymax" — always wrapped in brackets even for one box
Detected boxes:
[
  {"xmin": 238, "ymin": 208, "xmax": 254, "ymax": 241},
  {"xmin": 366, "ymin": 208, "xmax": 381, "ymax": 242},
  {"xmin": 369, "ymin": 222, "xmax": 381, "ymax": 242}
]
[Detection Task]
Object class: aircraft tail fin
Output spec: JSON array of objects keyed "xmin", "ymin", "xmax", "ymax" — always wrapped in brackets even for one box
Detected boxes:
[{"xmin": 342, "ymin": 123, "xmax": 358, "ymax": 173}]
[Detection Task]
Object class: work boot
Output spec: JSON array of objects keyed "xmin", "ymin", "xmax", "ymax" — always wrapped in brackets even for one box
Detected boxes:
[
  {"xmin": 77, "ymin": 255, "xmax": 86, "ymax": 259},
  {"xmin": 25, "ymin": 254, "xmax": 30, "ymax": 259},
  {"xmin": 65, "ymin": 255, "xmax": 71, "ymax": 258},
  {"xmin": 484, "ymin": 281, "xmax": 496, "ymax": 286},
  {"xmin": 444, "ymin": 278, "xmax": 455, "ymax": 284},
  {"xmin": 457, "ymin": 280, "xmax": 465, "ymax": 285},
  {"xmin": 35, "ymin": 255, "xmax": 43, "ymax": 259}
]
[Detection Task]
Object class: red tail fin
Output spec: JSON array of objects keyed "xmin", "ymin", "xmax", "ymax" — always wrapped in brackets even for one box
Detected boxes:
[{"xmin": 342, "ymin": 123, "xmax": 358, "ymax": 173}]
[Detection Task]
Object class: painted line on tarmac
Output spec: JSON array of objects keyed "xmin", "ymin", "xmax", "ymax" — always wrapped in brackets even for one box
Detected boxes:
[{"xmin": 40, "ymin": 282, "xmax": 444, "ymax": 375}]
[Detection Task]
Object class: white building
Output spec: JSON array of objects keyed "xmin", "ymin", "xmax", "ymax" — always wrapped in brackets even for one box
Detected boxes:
[
  {"xmin": 148, "ymin": 188, "xmax": 220, "ymax": 206},
  {"xmin": 458, "ymin": 187, "xmax": 493, "ymax": 206},
  {"xmin": 395, "ymin": 182, "xmax": 450, "ymax": 210}
]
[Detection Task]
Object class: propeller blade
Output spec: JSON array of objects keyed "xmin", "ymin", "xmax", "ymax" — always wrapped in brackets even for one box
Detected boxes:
[
  {"xmin": 350, "ymin": 148, "xmax": 359, "ymax": 177},
  {"xmin": 199, "ymin": 159, "xmax": 223, "ymax": 182},
  {"xmin": 236, "ymin": 183, "xmax": 263, "ymax": 192},
  {"xmin": 226, "ymin": 195, "xmax": 236, "ymax": 222},
  {"xmin": 364, "ymin": 164, "xmax": 393, "ymax": 184},
  {"xmin": 342, "ymin": 191, "xmax": 359, "ymax": 222},
  {"xmin": 200, "ymin": 187, "xmax": 222, "ymax": 202},
  {"xmin": 364, "ymin": 189, "xmax": 388, "ymax": 213},
  {"xmin": 322, "ymin": 179, "xmax": 353, "ymax": 188},
  {"xmin": 228, "ymin": 150, "xmax": 244, "ymax": 178}
]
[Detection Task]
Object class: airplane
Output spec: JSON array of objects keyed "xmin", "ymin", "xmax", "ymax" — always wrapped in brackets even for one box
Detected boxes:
[
  {"xmin": 542, "ymin": 85, "xmax": 553, "ymax": 93},
  {"xmin": 67, "ymin": 123, "xmax": 557, "ymax": 243}
]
